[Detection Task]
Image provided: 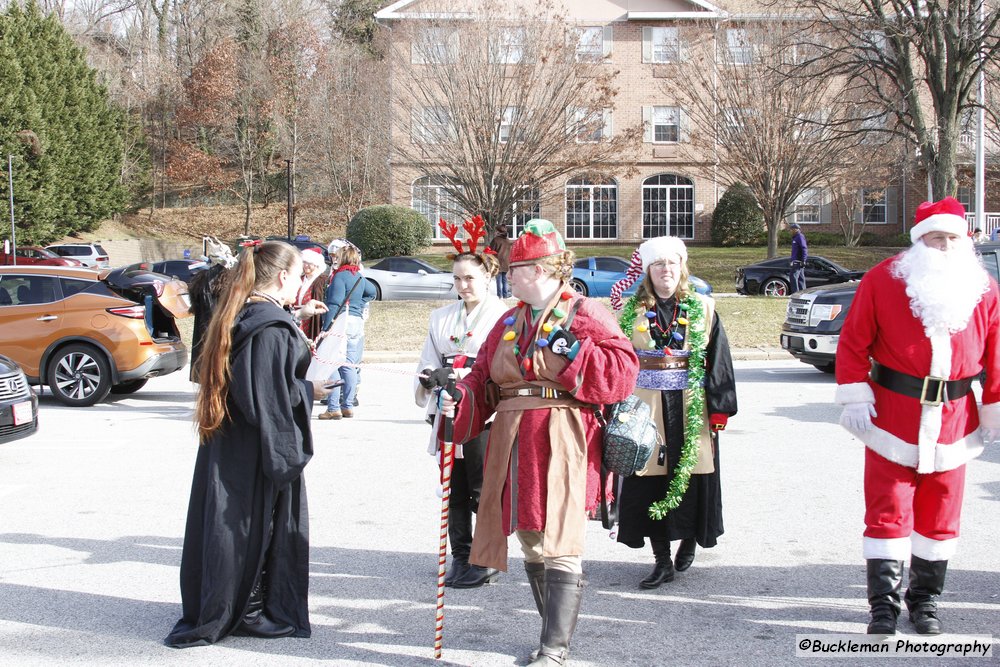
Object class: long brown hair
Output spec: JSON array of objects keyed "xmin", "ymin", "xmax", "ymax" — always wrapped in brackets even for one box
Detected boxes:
[
  {"xmin": 635, "ymin": 261, "xmax": 691, "ymax": 311},
  {"xmin": 194, "ymin": 241, "xmax": 300, "ymax": 441}
]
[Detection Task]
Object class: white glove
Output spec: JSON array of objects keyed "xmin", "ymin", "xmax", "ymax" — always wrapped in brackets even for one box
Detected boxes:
[
  {"xmin": 841, "ymin": 402, "xmax": 877, "ymax": 432},
  {"xmin": 981, "ymin": 428, "xmax": 1000, "ymax": 446}
]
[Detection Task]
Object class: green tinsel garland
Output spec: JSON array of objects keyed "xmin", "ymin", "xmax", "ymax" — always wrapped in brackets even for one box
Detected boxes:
[{"xmin": 618, "ymin": 294, "xmax": 708, "ymax": 521}]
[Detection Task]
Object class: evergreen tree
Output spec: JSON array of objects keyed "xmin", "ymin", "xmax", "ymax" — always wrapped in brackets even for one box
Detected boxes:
[{"xmin": 0, "ymin": 1, "xmax": 127, "ymax": 244}]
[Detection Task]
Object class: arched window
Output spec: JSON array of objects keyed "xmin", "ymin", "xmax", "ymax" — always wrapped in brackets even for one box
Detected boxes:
[
  {"xmin": 565, "ymin": 176, "xmax": 618, "ymax": 239},
  {"xmin": 412, "ymin": 176, "xmax": 464, "ymax": 238},
  {"xmin": 642, "ymin": 174, "xmax": 694, "ymax": 239}
]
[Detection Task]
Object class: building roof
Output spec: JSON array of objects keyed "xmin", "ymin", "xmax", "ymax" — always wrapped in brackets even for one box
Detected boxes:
[{"xmin": 375, "ymin": 0, "xmax": 728, "ymax": 22}]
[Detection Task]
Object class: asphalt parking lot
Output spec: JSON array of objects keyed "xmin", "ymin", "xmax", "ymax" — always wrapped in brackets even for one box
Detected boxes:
[{"xmin": 0, "ymin": 360, "xmax": 997, "ymax": 666}]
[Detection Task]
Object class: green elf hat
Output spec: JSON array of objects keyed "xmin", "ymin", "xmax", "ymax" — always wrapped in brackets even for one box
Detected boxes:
[{"xmin": 509, "ymin": 219, "xmax": 566, "ymax": 266}]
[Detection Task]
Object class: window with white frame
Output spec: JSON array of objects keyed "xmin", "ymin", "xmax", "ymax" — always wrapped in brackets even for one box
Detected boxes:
[
  {"xmin": 490, "ymin": 26, "xmax": 526, "ymax": 64},
  {"xmin": 652, "ymin": 106, "xmax": 681, "ymax": 142},
  {"xmin": 642, "ymin": 174, "xmax": 694, "ymax": 239},
  {"xmin": 565, "ymin": 177, "xmax": 618, "ymax": 239},
  {"xmin": 642, "ymin": 26, "xmax": 681, "ymax": 63},
  {"xmin": 861, "ymin": 30, "xmax": 889, "ymax": 61},
  {"xmin": 959, "ymin": 108, "xmax": 977, "ymax": 146},
  {"xmin": 722, "ymin": 28, "xmax": 752, "ymax": 65},
  {"xmin": 957, "ymin": 185, "xmax": 976, "ymax": 213},
  {"xmin": 859, "ymin": 111, "xmax": 888, "ymax": 144},
  {"xmin": 412, "ymin": 27, "xmax": 458, "ymax": 64},
  {"xmin": 511, "ymin": 185, "xmax": 540, "ymax": 237},
  {"xmin": 794, "ymin": 188, "xmax": 823, "ymax": 224},
  {"xmin": 861, "ymin": 188, "xmax": 887, "ymax": 224},
  {"xmin": 499, "ymin": 107, "xmax": 522, "ymax": 143},
  {"xmin": 570, "ymin": 107, "xmax": 611, "ymax": 143},
  {"xmin": 573, "ymin": 26, "xmax": 604, "ymax": 62},
  {"xmin": 793, "ymin": 110, "xmax": 827, "ymax": 140},
  {"xmin": 412, "ymin": 106, "xmax": 455, "ymax": 143},
  {"xmin": 413, "ymin": 176, "xmax": 465, "ymax": 238}
]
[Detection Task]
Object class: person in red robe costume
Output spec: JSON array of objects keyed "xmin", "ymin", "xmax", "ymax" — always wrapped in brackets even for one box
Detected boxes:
[
  {"xmin": 439, "ymin": 219, "xmax": 639, "ymax": 666},
  {"xmin": 835, "ymin": 196, "xmax": 1000, "ymax": 636}
]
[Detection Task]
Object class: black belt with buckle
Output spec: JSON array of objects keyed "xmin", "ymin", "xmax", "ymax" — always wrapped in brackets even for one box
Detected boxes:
[
  {"xmin": 443, "ymin": 355, "xmax": 474, "ymax": 369},
  {"xmin": 870, "ymin": 361, "xmax": 975, "ymax": 407}
]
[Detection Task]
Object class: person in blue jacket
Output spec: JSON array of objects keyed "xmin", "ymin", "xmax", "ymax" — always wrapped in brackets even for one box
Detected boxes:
[
  {"xmin": 319, "ymin": 244, "xmax": 376, "ymax": 419},
  {"xmin": 789, "ymin": 223, "xmax": 808, "ymax": 293}
]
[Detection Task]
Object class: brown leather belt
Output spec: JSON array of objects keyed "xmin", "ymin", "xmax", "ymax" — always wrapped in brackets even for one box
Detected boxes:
[
  {"xmin": 639, "ymin": 357, "xmax": 689, "ymax": 371},
  {"xmin": 499, "ymin": 387, "xmax": 573, "ymax": 400},
  {"xmin": 870, "ymin": 361, "xmax": 975, "ymax": 407}
]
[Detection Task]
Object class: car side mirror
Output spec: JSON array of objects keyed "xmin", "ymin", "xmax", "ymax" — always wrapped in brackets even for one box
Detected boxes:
[{"xmin": 417, "ymin": 269, "xmax": 427, "ymax": 276}]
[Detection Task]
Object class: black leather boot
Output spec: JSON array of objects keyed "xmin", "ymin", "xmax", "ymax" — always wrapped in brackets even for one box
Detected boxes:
[
  {"xmin": 640, "ymin": 538, "xmax": 674, "ymax": 589},
  {"xmin": 866, "ymin": 559, "xmax": 903, "ymax": 635},
  {"xmin": 905, "ymin": 556, "xmax": 947, "ymax": 635},
  {"xmin": 445, "ymin": 503, "xmax": 472, "ymax": 587},
  {"xmin": 452, "ymin": 563, "xmax": 500, "ymax": 588},
  {"xmin": 235, "ymin": 578, "xmax": 295, "ymax": 639},
  {"xmin": 674, "ymin": 538, "xmax": 697, "ymax": 572},
  {"xmin": 525, "ymin": 561, "xmax": 546, "ymax": 616},
  {"xmin": 528, "ymin": 571, "xmax": 584, "ymax": 666}
]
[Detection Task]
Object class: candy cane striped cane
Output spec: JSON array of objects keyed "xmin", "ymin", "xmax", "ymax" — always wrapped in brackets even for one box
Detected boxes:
[
  {"xmin": 609, "ymin": 248, "xmax": 643, "ymax": 311},
  {"xmin": 434, "ymin": 376, "xmax": 458, "ymax": 659}
]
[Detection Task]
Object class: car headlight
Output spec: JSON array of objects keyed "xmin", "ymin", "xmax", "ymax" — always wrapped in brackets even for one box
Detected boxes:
[{"xmin": 809, "ymin": 304, "xmax": 842, "ymax": 326}]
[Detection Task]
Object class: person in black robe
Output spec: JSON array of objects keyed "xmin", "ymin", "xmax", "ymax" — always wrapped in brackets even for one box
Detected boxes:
[
  {"xmin": 613, "ymin": 236, "xmax": 738, "ymax": 588},
  {"xmin": 165, "ymin": 241, "xmax": 330, "ymax": 648}
]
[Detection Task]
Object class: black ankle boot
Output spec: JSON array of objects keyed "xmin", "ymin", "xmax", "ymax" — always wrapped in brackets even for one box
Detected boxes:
[
  {"xmin": 866, "ymin": 559, "xmax": 903, "ymax": 635},
  {"xmin": 674, "ymin": 538, "xmax": 697, "ymax": 572},
  {"xmin": 452, "ymin": 564, "xmax": 500, "ymax": 588},
  {"xmin": 905, "ymin": 556, "xmax": 947, "ymax": 635},
  {"xmin": 235, "ymin": 579, "xmax": 295, "ymax": 639},
  {"xmin": 528, "ymin": 571, "xmax": 584, "ymax": 666},
  {"xmin": 640, "ymin": 539, "xmax": 674, "ymax": 589}
]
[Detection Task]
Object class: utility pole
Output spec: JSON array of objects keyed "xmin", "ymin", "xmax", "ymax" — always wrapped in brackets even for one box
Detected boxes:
[
  {"xmin": 285, "ymin": 159, "xmax": 295, "ymax": 239},
  {"xmin": 7, "ymin": 154, "xmax": 15, "ymax": 266},
  {"xmin": 975, "ymin": 0, "xmax": 985, "ymax": 232}
]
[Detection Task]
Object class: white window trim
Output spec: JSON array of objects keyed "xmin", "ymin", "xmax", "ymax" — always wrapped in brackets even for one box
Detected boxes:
[
  {"xmin": 572, "ymin": 26, "xmax": 612, "ymax": 63},
  {"xmin": 564, "ymin": 180, "xmax": 619, "ymax": 240},
  {"xmin": 490, "ymin": 26, "xmax": 527, "ymax": 64},
  {"xmin": 794, "ymin": 188, "xmax": 823, "ymax": 225},
  {"xmin": 411, "ymin": 27, "xmax": 459, "ymax": 65},
  {"xmin": 642, "ymin": 26, "xmax": 681, "ymax": 64},
  {"xmin": 861, "ymin": 188, "xmax": 888, "ymax": 225},
  {"xmin": 721, "ymin": 28, "xmax": 752, "ymax": 65},
  {"xmin": 412, "ymin": 177, "xmax": 465, "ymax": 239},
  {"xmin": 569, "ymin": 107, "xmax": 612, "ymax": 144}
]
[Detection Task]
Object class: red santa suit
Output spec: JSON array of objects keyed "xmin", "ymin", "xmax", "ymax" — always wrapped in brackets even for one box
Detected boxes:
[{"xmin": 836, "ymin": 255, "xmax": 1000, "ymax": 561}]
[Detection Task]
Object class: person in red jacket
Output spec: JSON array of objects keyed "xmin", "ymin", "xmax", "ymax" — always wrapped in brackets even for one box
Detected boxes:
[{"xmin": 835, "ymin": 196, "xmax": 1000, "ymax": 636}]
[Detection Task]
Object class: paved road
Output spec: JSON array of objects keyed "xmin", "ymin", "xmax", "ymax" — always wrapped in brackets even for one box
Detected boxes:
[{"xmin": 0, "ymin": 360, "xmax": 997, "ymax": 666}]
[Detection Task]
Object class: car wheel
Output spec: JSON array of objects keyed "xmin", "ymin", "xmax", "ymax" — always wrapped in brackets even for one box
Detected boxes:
[
  {"xmin": 812, "ymin": 362, "xmax": 836, "ymax": 374},
  {"xmin": 761, "ymin": 278, "xmax": 790, "ymax": 297},
  {"xmin": 46, "ymin": 343, "xmax": 113, "ymax": 407},
  {"xmin": 569, "ymin": 279, "xmax": 588, "ymax": 296},
  {"xmin": 110, "ymin": 379, "xmax": 149, "ymax": 394},
  {"xmin": 370, "ymin": 281, "xmax": 382, "ymax": 301}
]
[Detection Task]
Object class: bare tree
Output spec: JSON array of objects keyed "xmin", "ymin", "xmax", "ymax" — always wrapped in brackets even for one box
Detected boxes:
[
  {"xmin": 674, "ymin": 20, "xmax": 866, "ymax": 257},
  {"xmin": 385, "ymin": 0, "xmax": 641, "ymax": 234},
  {"xmin": 793, "ymin": 0, "xmax": 1000, "ymax": 199},
  {"xmin": 823, "ymin": 138, "xmax": 905, "ymax": 246}
]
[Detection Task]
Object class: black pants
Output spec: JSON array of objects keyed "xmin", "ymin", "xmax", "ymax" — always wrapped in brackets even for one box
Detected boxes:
[{"xmin": 448, "ymin": 429, "xmax": 487, "ymax": 560}]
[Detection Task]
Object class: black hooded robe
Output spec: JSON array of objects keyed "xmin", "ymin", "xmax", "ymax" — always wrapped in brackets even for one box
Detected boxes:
[{"xmin": 165, "ymin": 301, "xmax": 314, "ymax": 648}]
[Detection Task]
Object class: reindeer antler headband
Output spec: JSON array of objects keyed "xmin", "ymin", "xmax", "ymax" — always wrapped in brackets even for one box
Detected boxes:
[{"xmin": 438, "ymin": 215, "xmax": 488, "ymax": 255}]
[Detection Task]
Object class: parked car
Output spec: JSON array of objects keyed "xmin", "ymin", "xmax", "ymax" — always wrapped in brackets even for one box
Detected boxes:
[
  {"xmin": 265, "ymin": 236, "xmax": 332, "ymax": 265},
  {"xmin": 0, "ymin": 246, "xmax": 83, "ymax": 267},
  {"xmin": 0, "ymin": 265, "xmax": 191, "ymax": 406},
  {"xmin": 736, "ymin": 255, "xmax": 865, "ymax": 297},
  {"xmin": 45, "ymin": 243, "xmax": 111, "ymax": 268},
  {"xmin": 123, "ymin": 259, "xmax": 208, "ymax": 284},
  {"xmin": 0, "ymin": 353, "xmax": 38, "ymax": 443},
  {"xmin": 364, "ymin": 257, "xmax": 457, "ymax": 300},
  {"xmin": 570, "ymin": 256, "xmax": 713, "ymax": 297},
  {"xmin": 780, "ymin": 242, "xmax": 1000, "ymax": 373}
]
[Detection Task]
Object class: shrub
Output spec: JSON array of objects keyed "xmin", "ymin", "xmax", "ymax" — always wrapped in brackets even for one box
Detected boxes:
[
  {"xmin": 347, "ymin": 205, "xmax": 432, "ymax": 259},
  {"xmin": 711, "ymin": 184, "xmax": 764, "ymax": 246}
]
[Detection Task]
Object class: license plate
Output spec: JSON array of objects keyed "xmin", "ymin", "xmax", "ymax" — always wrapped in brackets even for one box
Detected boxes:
[{"xmin": 12, "ymin": 400, "xmax": 32, "ymax": 426}]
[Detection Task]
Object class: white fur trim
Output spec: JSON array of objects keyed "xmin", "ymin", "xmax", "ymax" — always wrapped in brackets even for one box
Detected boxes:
[
  {"xmin": 913, "ymin": 335, "xmax": 952, "ymax": 473},
  {"xmin": 911, "ymin": 532, "xmax": 958, "ymax": 561},
  {"xmin": 980, "ymin": 402, "xmax": 1000, "ymax": 430},
  {"xmin": 909, "ymin": 213, "xmax": 967, "ymax": 243},
  {"xmin": 863, "ymin": 536, "xmax": 911, "ymax": 560},
  {"xmin": 638, "ymin": 237, "xmax": 688, "ymax": 271},
  {"xmin": 836, "ymin": 382, "xmax": 875, "ymax": 405},
  {"xmin": 846, "ymin": 424, "xmax": 983, "ymax": 472}
]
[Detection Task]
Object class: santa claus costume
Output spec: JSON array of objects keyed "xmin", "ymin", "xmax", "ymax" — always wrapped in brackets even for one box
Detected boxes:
[{"xmin": 835, "ymin": 197, "xmax": 1000, "ymax": 635}]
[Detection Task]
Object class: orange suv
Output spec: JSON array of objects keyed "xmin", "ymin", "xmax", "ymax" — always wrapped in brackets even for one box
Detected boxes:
[{"xmin": 0, "ymin": 265, "xmax": 191, "ymax": 406}]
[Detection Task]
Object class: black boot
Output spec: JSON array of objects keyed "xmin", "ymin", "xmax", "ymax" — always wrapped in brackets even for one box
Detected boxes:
[
  {"xmin": 235, "ymin": 578, "xmax": 295, "ymax": 639},
  {"xmin": 674, "ymin": 538, "xmax": 697, "ymax": 572},
  {"xmin": 452, "ymin": 563, "xmax": 500, "ymax": 588},
  {"xmin": 525, "ymin": 562, "xmax": 546, "ymax": 616},
  {"xmin": 640, "ymin": 539, "xmax": 674, "ymax": 589},
  {"xmin": 866, "ymin": 559, "xmax": 903, "ymax": 635},
  {"xmin": 905, "ymin": 556, "xmax": 947, "ymax": 635},
  {"xmin": 528, "ymin": 571, "xmax": 584, "ymax": 666},
  {"xmin": 445, "ymin": 504, "xmax": 472, "ymax": 587}
]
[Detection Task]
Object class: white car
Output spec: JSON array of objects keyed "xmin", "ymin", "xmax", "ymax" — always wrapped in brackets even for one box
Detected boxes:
[
  {"xmin": 364, "ymin": 257, "xmax": 457, "ymax": 300},
  {"xmin": 45, "ymin": 243, "xmax": 111, "ymax": 269}
]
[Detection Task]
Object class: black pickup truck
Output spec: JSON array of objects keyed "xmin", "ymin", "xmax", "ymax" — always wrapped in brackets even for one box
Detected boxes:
[{"xmin": 780, "ymin": 242, "xmax": 1000, "ymax": 373}]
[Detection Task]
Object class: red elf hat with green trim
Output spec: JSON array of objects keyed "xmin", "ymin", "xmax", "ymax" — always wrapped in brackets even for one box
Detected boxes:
[{"xmin": 509, "ymin": 219, "xmax": 566, "ymax": 266}]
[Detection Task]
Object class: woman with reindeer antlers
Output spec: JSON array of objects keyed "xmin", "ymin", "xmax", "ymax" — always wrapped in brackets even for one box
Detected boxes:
[{"xmin": 415, "ymin": 216, "xmax": 509, "ymax": 589}]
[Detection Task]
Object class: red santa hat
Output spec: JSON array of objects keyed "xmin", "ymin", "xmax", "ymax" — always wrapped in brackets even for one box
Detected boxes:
[
  {"xmin": 638, "ymin": 236, "xmax": 688, "ymax": 271},
  {"xmin": 909, "ymin": 197, "xmax": 968, "ymax": 244},
  {"xmin": 509, "ymin": 219, "xmax": 566, "ymax": 266}
]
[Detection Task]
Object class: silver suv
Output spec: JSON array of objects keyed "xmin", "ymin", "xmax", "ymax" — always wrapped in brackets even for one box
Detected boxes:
[{"xmin": 45, "ymin": 243, "xmax": 110, "ymax": 269}]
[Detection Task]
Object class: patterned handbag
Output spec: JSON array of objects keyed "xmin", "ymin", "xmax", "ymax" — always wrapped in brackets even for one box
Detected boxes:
[{"xmin": 601, "ymin": 395, "xmax": 660, "ymax": 477}]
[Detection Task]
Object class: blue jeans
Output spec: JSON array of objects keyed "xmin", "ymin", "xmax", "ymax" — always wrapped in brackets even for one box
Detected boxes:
[
  {"xmin": 327, "ymin": 315, "xmax": 364, "ymax": 411},
  {"xmin": 495, "ymin": 272, "xmax": 509, "ymax": 298},
  {"xmin": 790, "ymin": 263, "xmax": 806, "ymax": 293}
]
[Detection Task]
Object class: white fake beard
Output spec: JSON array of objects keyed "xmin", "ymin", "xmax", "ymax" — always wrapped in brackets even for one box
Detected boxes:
[{"xmin": 890, "ymin": 238, "xmax": 990, "ymax": 336}]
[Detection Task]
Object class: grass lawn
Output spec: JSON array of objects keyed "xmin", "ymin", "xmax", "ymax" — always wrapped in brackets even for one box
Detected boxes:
[{"xmin": 415, "ymin": 245, "xmax": 899, "ymax": 294}]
